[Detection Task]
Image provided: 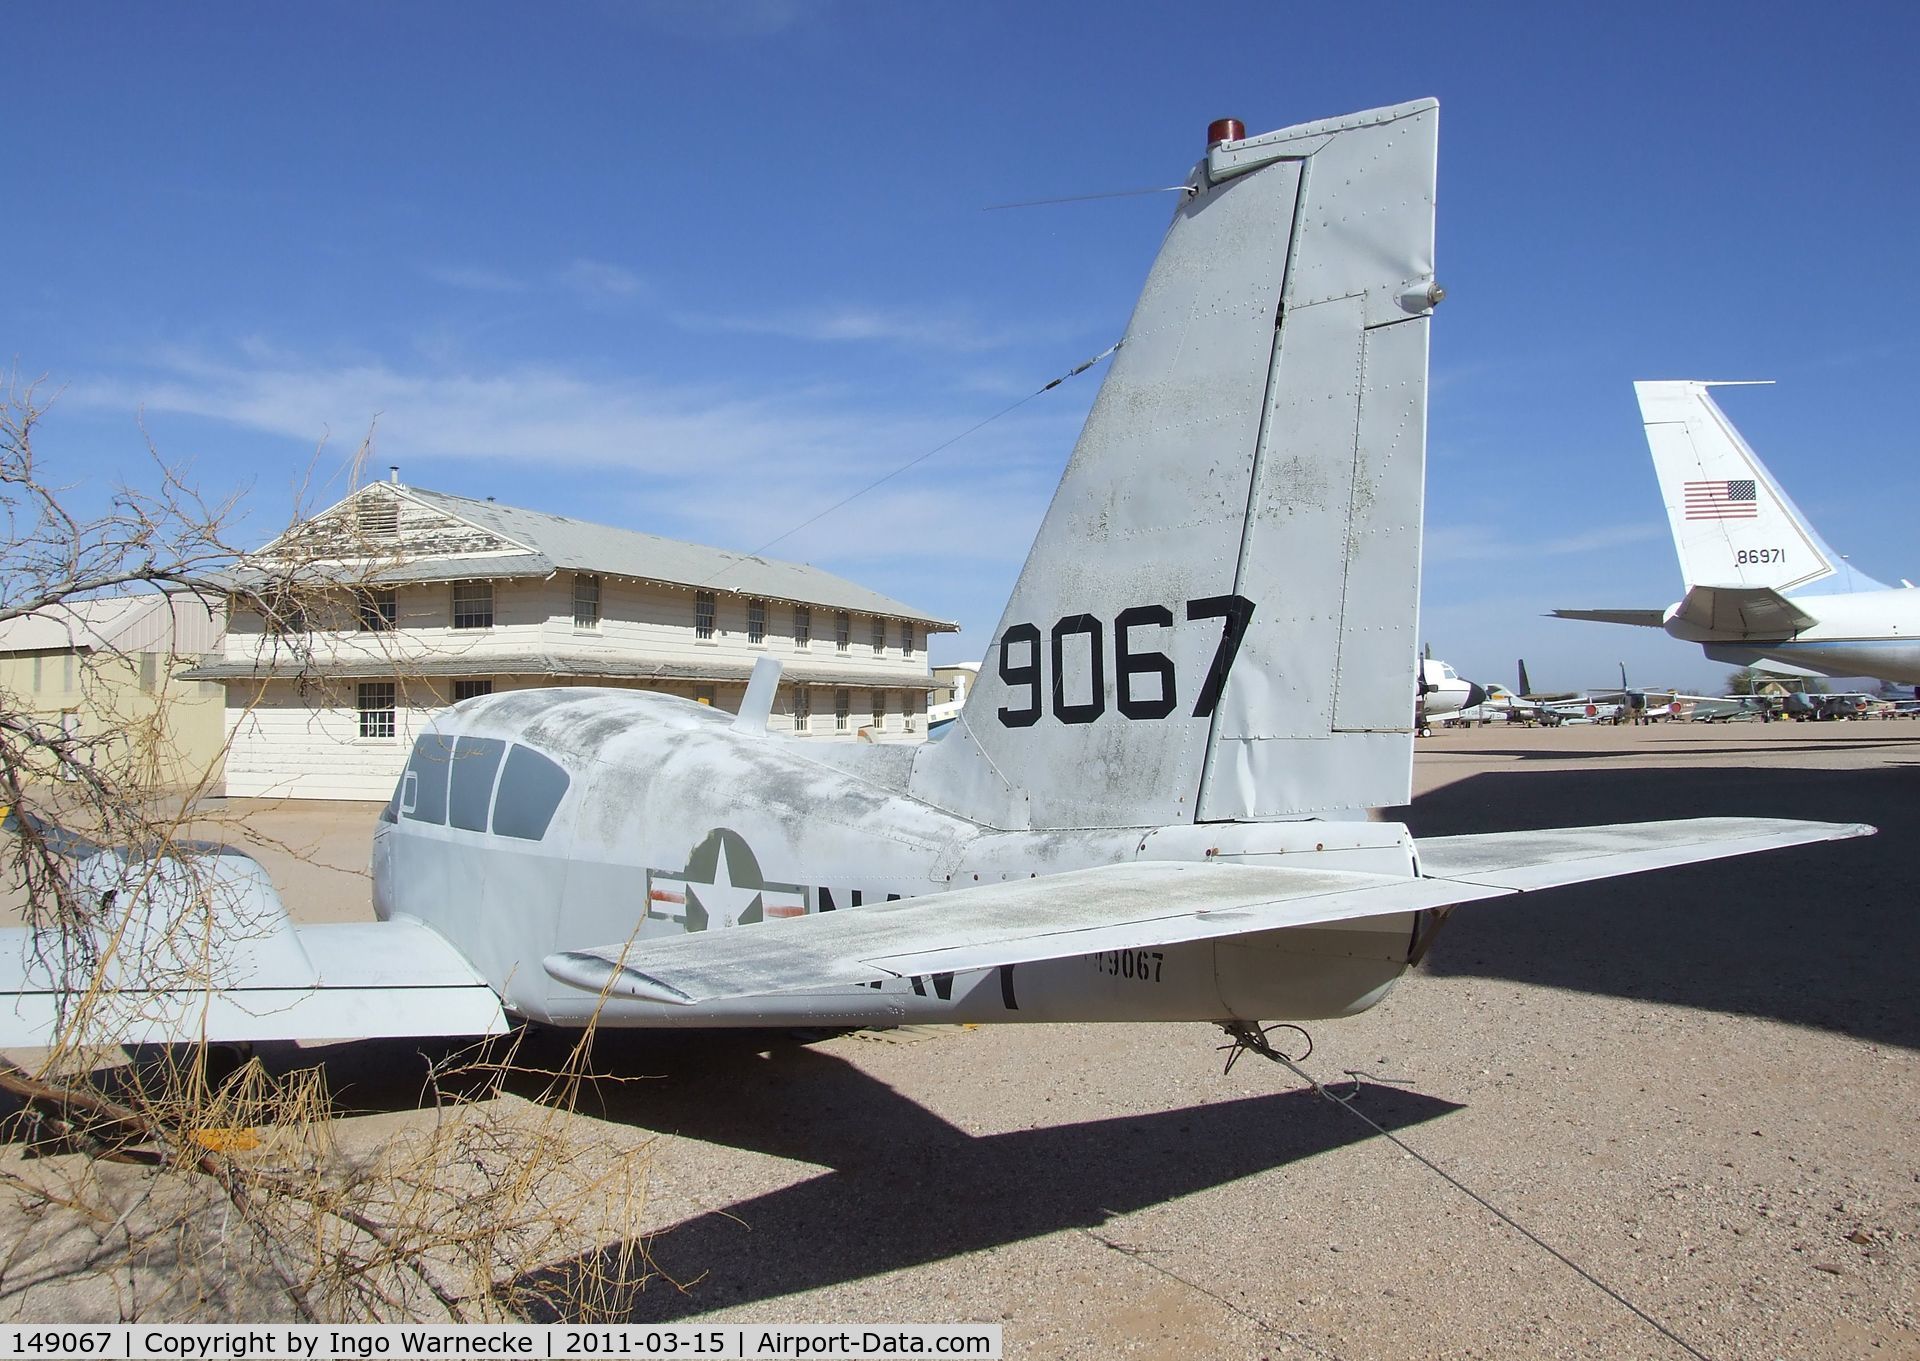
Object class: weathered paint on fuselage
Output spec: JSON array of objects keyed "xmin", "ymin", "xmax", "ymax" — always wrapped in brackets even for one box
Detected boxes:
[{"xmin": 371, "ymin": 688, "xmax": 1428, "ymax": 1030}]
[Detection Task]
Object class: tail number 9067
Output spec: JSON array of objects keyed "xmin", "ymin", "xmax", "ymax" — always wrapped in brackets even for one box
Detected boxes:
[{"xmin": 996, "ymin": 595, "xmax": 1254, "ymax": 728}]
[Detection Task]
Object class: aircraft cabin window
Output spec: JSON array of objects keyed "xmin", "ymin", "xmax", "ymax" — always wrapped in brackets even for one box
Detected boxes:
[
  {"xmin": 491, "ymin": 744, "xmax": 570, "ymax": 841},
  {"xmin": 448, "ymin": 736, "xmax": 506, "ymax": 832},
  {"xmin": 401, "ymin": 734, "xmax": 455, "ymax": 825}
]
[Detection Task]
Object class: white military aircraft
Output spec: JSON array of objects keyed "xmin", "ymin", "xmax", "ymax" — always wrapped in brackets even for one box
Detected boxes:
[
  {"xmin": 0, "ymin": 101, "xmax": 1873, "ymax": 1051},
  {"xmin": 1556, "ymin": 381, "xmax": 1920, "ymax": 684},
  {"xmin": 1414, "ymin": 657, "xmax": 1486, "ymax": 735}
]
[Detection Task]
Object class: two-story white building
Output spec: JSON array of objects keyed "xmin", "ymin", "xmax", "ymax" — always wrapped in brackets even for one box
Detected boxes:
[{"xmin": 188, "ymin": 479, "xmax": 956, "ymax": 800}]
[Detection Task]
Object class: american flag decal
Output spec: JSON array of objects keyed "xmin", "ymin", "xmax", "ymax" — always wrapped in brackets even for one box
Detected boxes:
[{"xmin": 1684, "ymin": 479, "xmax": 1758, "ymax": 519}]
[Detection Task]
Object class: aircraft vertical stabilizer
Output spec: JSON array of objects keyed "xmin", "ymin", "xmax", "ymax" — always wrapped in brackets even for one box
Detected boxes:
[
  {"xmin": 912, "ymin": 101, "xmax": 1440, "ymax": 829},
  {"xmin": 1636, "ymin": 381, "xmax": 1885, "ymax": 597}
]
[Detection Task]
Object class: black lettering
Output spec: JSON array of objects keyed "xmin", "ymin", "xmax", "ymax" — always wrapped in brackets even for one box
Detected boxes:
[
  {"xmin": 1186, "ymin": 594, "xmax": 1255, "ymax": 718},
  {"xmin": 997, "ymin": 623, "xmax": 1043, "ymax": 726},
  {"xmin": 1115, "ymin": 604, "xmax": 1177, "ymax": 719},
  {"xmin": 998, "ymin": 964, "xmax": 1019, "ymax": 1010},
  {"xmin": 1050, "ymin": 614, "xmax": 1106, "ymax": 723}
]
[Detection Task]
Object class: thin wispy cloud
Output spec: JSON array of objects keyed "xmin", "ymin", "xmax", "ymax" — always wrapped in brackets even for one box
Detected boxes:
[
  {"xmin": 560, "ymin": 258, "xmax": 646, "ymax": 302},
  {"xmin": 421, "ymin": 259, "xmax": 645, "ymax": 303},
  {"xmin": 623, "ymin": 0, "xmax": 810, "ymax": 39},
  {"xmin": 65, "ymin": 345, "xmax": 1082, "ymax": 569},
  {"xmin": 674, "ymin": 302, "xmax": 1057, "ymax": 354},
  {"xmin": 422, "ymin": 264, "xmax": 527, "ymax": 294},
  {"xmin": 1425, "ymin": 521, "xmax": 1662, "ymax": 565}
]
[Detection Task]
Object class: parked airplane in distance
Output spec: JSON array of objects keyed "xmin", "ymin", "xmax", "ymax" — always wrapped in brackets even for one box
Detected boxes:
[
  {"xmin": 0, "ymin": 103, "xmax": 1873, "ymax": 1055},
  {"xmin": 1415, "ymin": 656, "xmax": 1486, "ymax": 735},
  {"xmin": 1477, "ymin": 661, "xmax": 1631, "ymax": 725},
  {"xmin": 1674, "ymin": 693, "xmax": 1771, "ymax": 723},
  {"xmin": 1777, "ymin": 690, "xmax": 1874, "ymax": 721},
  {"xmin": 1555, "ymin": 381, "xmax": 1920, "ymax": 684}
]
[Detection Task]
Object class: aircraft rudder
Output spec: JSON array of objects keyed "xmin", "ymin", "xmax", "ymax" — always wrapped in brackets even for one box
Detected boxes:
[
  {"xmin": 912, "ymin": 100, "xmax": 1441, "ymax": 830},
  {"xmin": 1636, "ymin": 380, "xmax": 1873, "ymax": 595}
]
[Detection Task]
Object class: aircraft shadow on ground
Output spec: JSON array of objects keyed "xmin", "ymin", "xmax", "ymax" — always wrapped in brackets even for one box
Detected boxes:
[
  {"xmin": 506, "ymin": 1036, "xmax": 1460, "ymax": 1322},
  {"xmin": 1388, "ymin": 762, "xmax": 1918, "ymax": 1049},
  {"xmin": 0, "ymin": 1034, "xmax": 489, "ymax": 1148},
  {"xmin": 1439, "ymin": 737, "xmax": 1920, "ymax": 762}
]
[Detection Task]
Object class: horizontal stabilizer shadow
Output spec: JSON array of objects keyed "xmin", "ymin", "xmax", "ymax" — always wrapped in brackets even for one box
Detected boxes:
[
  {"xmin": 511, "ymin": 1079, "xmax": 1459, "ymax": 1322},
  {"xmin": 1394, "ymin": 763, "xmax": 1920, "ymax": 1048}
]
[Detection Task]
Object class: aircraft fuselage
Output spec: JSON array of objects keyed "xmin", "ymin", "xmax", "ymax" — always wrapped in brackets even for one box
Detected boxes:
[
  {"xmin": 371, "ymin": 688, "xmax": 1429, "ymax": 1031},
  {"xmin": 1670, "ymin": 588, "xmax": 1920, "ymax": 683}
]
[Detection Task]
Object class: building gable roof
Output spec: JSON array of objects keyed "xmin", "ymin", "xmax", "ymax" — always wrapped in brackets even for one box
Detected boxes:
[{"xmin": 376, "ymin": 485, "xmax": 956, "ymax": 629}]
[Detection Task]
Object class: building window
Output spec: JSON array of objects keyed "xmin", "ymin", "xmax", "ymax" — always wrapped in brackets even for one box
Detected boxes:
[
  {"xmin": 695, "ymin": 591, "xmax": 716, "ymax": 640},
  {"xmin": 32, "ymin": 656, "xmax": 42, "ymax": 692},
  {"xmin": 451, "ymin": 581, "xmax": 494, "ymax": 630},
  {"xmin": 903, "ymin": 622, "xmax": 916, "ymax": 657},
  {"xmin": 139, "ymin": 652, "xmax": 158, "ymax": 693},
  {"xmin": 573, "ymin": 575, "xmax": 601, "ymax": 630},
  {"xmin": 794, "ymin": 686, "xmax": 811, "ymax": 734},
  {"xmin": 835, "ymin": 688, "xmax": 850, "ymax": 733},
  {"xmin": 873, "ymin": 690, "xmax": 889, "ymax": 732},
  {"xmin": 453, "ymin": 678, "xmax": 493, "ymax": 703},
  {"xmin": 871, "ymin": 617, "xmax": 886, "ymax": 655},
  {"xmin": 793, "ymin": 605, "xmax": 811, "ymax": 647},
  {"xmin": 264, "ymin": 589, "xmax": 307, "ymax": 636},
  {"xmin": 358, "ymin": 682, "xmax": 396, "ymax": 739},
  {"xmin": 835, "ymin": 611, "xmax": 851, "ymax": 653},
  {"xmin": 357, "ymin": 588, "xmax": 397, "ymax": 631},
  {"xmin": 747, "ymin": 598, "xmax": 766, "ymax": 644}
]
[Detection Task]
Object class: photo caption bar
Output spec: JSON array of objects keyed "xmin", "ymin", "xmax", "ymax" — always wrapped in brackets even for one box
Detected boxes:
[{"xmin": 0, "ymin": 1325, "xmax": 1001, "ymax": 1360}]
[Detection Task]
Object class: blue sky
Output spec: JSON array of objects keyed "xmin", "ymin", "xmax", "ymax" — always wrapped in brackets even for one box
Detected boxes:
[{"xmin": 7, "ymin": 3, "xmax": 1917, "ymax": 691}]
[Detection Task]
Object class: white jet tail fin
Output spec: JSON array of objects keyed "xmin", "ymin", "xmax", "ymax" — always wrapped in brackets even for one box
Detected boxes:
[
  {"xmin": 911, "ymin": 100, "xmax": 1439, "ymax": 830},
  {"xmin": 1636, "ymin": 381, "xmax": 1885, "ymax": 597}
]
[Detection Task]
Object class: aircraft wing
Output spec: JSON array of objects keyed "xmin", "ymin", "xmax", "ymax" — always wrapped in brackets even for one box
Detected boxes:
[
  {"xmin": 1551, "ymin": 608, "xmax": 1667, "ymax": 628},
  {"xmin": 544, "ymin": 817, "xmax": 1870, "ymax": 1007},
  {"xmin": 0, "ymin": 850, "xmax": 508, "ymax": 1047}
]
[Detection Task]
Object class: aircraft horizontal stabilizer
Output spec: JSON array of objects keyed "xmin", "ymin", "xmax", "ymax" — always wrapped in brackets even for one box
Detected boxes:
[
  {"xmin": 1550, "ymin": 608, "xmax": 1666, "ymax": 628},
  {"xmin": 1412, "ymin": 816, "xmax": 1870, "ymax": 891},
  {"xmin": 544, "ymin": 817, "xmax": 1868, "ymax": 1007},
  {"xmin": 0, "ymin": 850, "xmax": 508, "ymax": 1047},
  {"xmin": 1669, "ymin": 584, "xmax": 1817, "ymax": 639}
]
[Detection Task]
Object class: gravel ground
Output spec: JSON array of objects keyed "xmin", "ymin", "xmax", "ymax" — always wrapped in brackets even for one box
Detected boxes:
[{"xmin": 7, "ymin": 721, "xmax": 1919, "ymax": 1357}]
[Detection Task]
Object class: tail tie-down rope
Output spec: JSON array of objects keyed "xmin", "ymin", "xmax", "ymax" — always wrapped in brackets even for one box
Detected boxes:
[{"xmin": 1217, "ymin": 1021, "xmax": 1718, "ymax": 1361}]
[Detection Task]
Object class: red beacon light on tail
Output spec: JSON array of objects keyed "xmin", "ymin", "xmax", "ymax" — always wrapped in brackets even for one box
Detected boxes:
[{"xmin": 1207, "ymin": 118, "xmax": 1245, "ymax": 148}]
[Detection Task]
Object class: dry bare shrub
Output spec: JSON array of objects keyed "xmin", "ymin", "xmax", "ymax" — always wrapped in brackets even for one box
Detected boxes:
[{"xmin": 0, "ymin": 376, "xmax": 652, "ymax": 1321}]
